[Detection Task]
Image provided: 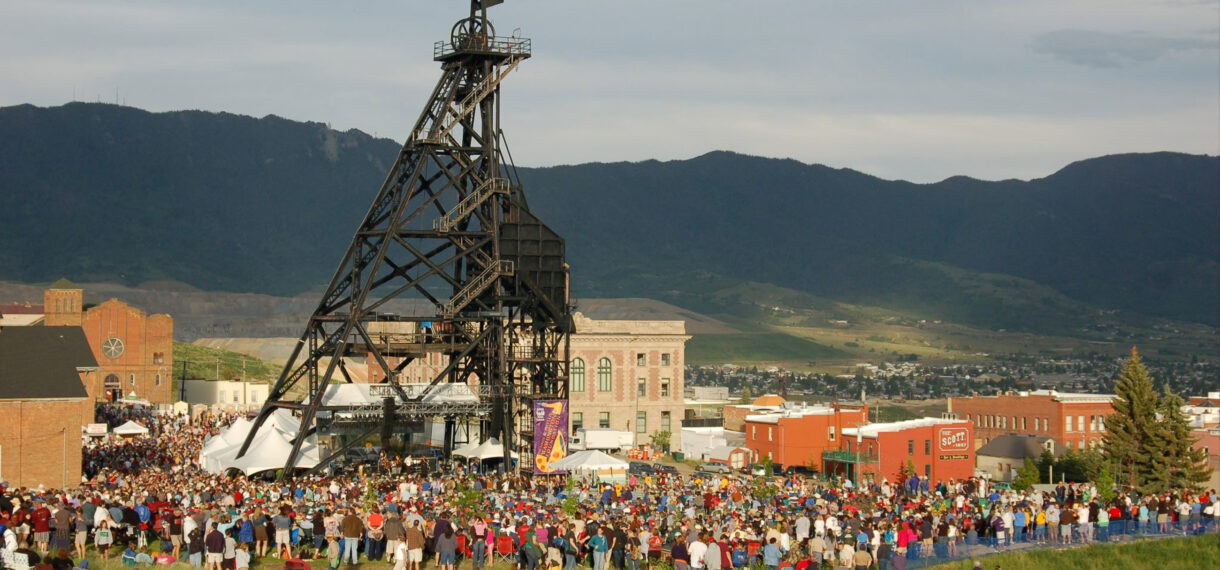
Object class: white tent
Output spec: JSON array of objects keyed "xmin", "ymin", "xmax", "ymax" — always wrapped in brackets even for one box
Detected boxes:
[
  {"xmin": 199, "ymin": 410, "xmax": 319, "ymax": 475},
  {"xmin": 451, "ymin": 441, "xmax": 480, "ymax": 458},
  {"xmin": 227, "ymin": 427, "xmax": 320, "ymax": 475},
  {"xmin": 113, "ymin": 421, "xmax": 149, "ymax": 437},
  {"xmin": 548, "ymin": 450, "xmax": 628, "ymax": 480},
  {"xmin": 456, "ymin": 437, "xmax": 519, "ymax": 460}
]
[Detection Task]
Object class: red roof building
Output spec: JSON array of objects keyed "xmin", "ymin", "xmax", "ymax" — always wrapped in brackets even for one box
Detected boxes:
[
  {"xmin": 743, "ymin": 403, "xmax": 868, "ymax": 471},
  {"xmin": 836, "ymin": 418, "xmax": 976, "ymax": 486}
]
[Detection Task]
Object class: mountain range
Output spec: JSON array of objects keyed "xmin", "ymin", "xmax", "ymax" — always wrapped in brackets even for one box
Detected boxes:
[{"xmin": 1, "ymin": 102, "xmax": 1216, "ymax": 335}]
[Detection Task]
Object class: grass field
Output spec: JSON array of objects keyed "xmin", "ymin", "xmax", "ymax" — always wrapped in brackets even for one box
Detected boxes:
[
  {"xmin": 927, "ymin": 534, "xmax": 1219, "ymax": 570},
  {"xmin": 51, "ymin": 534, "xmax": 1218, "ymax": 570}
]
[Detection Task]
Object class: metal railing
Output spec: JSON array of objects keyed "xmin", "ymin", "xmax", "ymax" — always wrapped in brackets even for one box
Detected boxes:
[
  {"xmin": 822, "ymin": 450, "xmax": 880, "ymax": 463},
  {"xmin": 434, "ymin": 35, "xmax": 532, "ymax": 59}
]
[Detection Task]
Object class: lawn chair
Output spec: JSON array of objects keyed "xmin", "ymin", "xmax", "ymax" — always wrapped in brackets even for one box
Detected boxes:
[{"xmin": 495, "ymin": 535, "xmax": 517, "ymax": 564}]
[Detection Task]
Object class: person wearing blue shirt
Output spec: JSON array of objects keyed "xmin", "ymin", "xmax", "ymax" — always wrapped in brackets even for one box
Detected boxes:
[
  {"xmin": 761, "ymin": 538, "xmax": 781, "ymax": 570},
  {"xmin": 589, "ymin": 527, "xmax": 609, "ymax": 570}
]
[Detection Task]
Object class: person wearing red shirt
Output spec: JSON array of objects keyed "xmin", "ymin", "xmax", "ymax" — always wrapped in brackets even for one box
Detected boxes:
[{"xmin": 32, "ymin": 501, "xmax": 52, "ymax": 554}]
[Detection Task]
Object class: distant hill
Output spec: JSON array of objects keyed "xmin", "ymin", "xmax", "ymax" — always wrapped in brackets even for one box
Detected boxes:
[{"xmin": 1, "ymin": 103, "xmax": 1216, "ymax": 333}]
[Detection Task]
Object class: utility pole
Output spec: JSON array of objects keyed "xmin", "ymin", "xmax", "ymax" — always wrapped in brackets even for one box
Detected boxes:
[{"xmin": 179, "ymin": 360, "xmax": 189, "ymax": 402}]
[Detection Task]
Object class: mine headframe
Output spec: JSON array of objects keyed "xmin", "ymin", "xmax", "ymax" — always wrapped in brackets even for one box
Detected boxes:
[{"xmin": 237, "ymin": 0, "xmax": 571, "ymax": 477}]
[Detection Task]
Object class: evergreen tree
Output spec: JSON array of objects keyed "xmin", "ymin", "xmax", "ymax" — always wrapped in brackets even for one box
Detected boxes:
[
  {"xmin": 1012, "ymin": 457, "xmax": 1041, "ymax": 491},
  {"xmin": 1095, "ymin": 461, "xmax": 1117, "ymax": 503},
  {"xmin": 1037, "ymin": 449, "xmax": 1056, "ymax": 483},
  {"xmin": 1104, "ymin": 347, "xmax": 1164, "ymax": 492},
  {"xmin": 1156, "ymin": 389, "xmax": 1211, "ymax": 492}
]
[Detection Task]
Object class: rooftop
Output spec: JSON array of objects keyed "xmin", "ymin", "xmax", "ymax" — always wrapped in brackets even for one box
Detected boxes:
[{"xmin": 843, "ymin": 417, "xmax": 964, "ymax": 438}]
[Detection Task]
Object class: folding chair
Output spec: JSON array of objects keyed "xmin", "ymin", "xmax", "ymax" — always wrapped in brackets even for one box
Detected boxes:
[{"xmin": 495, "ymin": 535, "xmax": 516, "ymax": 564}]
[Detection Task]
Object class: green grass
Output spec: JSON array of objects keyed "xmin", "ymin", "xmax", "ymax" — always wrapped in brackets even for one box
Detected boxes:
[
  {"xmin": 927, "ymin": 534, "xmax": 1219, "ymax": 570},
  {"xmin": 686, "ymin": 332, "xmax": 849, "ymax": 365},
  {"xmin": 173, "ymin": 341, "xmax": 284, "ymax": 382}
]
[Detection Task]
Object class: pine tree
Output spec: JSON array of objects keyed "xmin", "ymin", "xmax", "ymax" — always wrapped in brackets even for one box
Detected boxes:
[
  {"xmin": 1103, "ymin": 347, "xmax": 1164, "ymax": 492},
  {"xmin": 1156, "ymin": 389, "xmax": 1212, "ymax": 492},
  {"xmin": 1012, "ymin": 457, "xmax": 1041, "ymax": 491}
]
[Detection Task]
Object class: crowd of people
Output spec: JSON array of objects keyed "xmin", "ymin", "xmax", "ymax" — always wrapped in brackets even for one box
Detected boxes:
[{"xmin": 0, "ymin": 403, "xmax": 1216, "ymax": 570}]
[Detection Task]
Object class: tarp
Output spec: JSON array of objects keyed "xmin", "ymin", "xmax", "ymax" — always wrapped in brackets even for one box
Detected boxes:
[
  {"xmin": 451, "ymin": 441, "xmax": 480, "ymax": 458},
  {"xmin": 113, "ymin": 421, "xmax": 149, "ymax": 436},
  {"xmin": 227, "ymin": 427, "xmax": 320, "ymax": 475},
  {"xmin": 454, "ymin": 437, "xmax": 518, "ymax": 460}
]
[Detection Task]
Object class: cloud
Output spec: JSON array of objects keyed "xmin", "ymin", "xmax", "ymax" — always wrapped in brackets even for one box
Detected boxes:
[{"xmin": 1032, "ymin": 29, "xmax": 1218, "ymax": 67}]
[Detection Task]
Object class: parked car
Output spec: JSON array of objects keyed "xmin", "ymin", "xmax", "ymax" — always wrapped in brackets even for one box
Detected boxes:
[
  {"xmin": 652, "ymin": 463, "xmax": 678, "ymax": 474},
  {"xmin": 692, "ymin": 471, "xmax": 714, "ymax": 480},
  {"xmin": 699, "ymin": 462, "xmax": 731, "ymax": 474},
  {"xmin": 741, "ymin": 464, "xmax": 767, "ymax": 476},
  {"xmin": 782, "ymin": 464, "xmax": 817, "ymax": 477},
  {"xmin": 628, "ymin": 461, "xmax": 654, "ymax": 475}
]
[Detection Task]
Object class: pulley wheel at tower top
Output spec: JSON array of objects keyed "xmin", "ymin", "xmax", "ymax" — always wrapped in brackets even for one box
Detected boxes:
[{"xmin": 451, "ymin": 17, "xmax": 495, "ymax": 49}]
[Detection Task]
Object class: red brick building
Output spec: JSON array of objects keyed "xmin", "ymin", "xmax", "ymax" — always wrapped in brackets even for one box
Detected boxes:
[
  {"xmin": 948, "ymin": 390, "xmax": 1114, "ymax": 452},
  {"xmin": 44, "ymin": 280, "xmax": 174, "ymax": 403},
  {"xmin": 0, "ymin": 326, "xmax": 97, "ymax": 489},
  {"xmin": 838, "ymin": 418, "xmax": 975, "ymax": 485},
  {"xmin": 743, "ymin": 403, "xmax": 868, "ymax": 470}
]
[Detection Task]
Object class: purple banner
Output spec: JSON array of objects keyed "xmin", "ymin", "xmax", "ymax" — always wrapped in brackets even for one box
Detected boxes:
[{"xmin": 532, "ymin": 399, "xmax": 568, "ymax": 474}]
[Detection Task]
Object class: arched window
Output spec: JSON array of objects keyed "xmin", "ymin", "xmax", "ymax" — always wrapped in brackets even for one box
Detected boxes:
[
  {"xmin": 570, "ymin": 358, "xmax": 586, "ymax": 393},
  {"xmin": 597, "ymin": 357, "xmax": 612, "ymax": 392}
]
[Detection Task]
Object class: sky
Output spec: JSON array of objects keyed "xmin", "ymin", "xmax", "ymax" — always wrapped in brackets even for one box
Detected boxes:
[{"xmin": 2, "ymin": 0, "xmax": 1218, "ymax": 183}]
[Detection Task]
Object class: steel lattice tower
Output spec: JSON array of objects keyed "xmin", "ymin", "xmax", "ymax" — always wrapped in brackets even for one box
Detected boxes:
[{"xmin": 238, "ymin": 0, "xmax": 570, "ymax": 475}]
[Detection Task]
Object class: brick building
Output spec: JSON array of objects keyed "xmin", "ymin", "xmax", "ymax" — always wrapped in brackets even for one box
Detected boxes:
[
  {"xmin": 566, "ymin": 313, "xmax": 689, "ymax": 450},
  {"xmin": 44, "ymin": 280, "xmax": 174, "ymax": 403},
  {"xmin": 366, "ymin": 312, "xmax": 690, "ymax": 449},
  {"xmin": 0, "ymin": 326, "xmax": 97, "ymax": 489},
  {"xmin": 947, "ymin": 390, "xmax": 1114, "ymax": 452},
  {"xmin": 722, "ymin": 394, "xmax": 788, "ymax": 431},
  {"xmin": 838, "ymin": 418, "xmax": 975, "ymax": 485},
  {"xmin": 743, "ymin": 403, "xmax": 868, "ymax": 470}
]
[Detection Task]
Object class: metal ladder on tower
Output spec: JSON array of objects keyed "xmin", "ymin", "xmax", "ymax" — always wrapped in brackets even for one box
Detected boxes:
[
  {"xmin": 433, "ymin": 178, "xmax": 510, "ymax": 233},
  {"xmin": 439, "ymin": 259, "xmax": 515, "ymax": 318}
]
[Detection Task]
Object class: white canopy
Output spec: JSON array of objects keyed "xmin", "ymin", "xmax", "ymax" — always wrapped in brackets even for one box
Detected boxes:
[
  {"xmin": 451, "ymin": 440, "xmax": 480, "ymax": 458},
  {"xmin": 113, "ymin": 421, "xmax": 149, "ymax": 436},
  {"xmin": 549, "ymin": 450, "xmax": 628, "ymax": 480},
  {"xmin": 199, "ymin": 410, "xmax": 317, "ymax": 475},
  {"xmin": 227, "ymin": 427, "xmax": 320, "ymax": 475},
  {"xmin": 454, "ymin": 437, "xmax": 519, "ymax": 460}
]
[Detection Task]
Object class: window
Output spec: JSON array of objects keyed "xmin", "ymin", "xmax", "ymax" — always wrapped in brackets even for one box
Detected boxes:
[
  {"xmin": 572, "ymin": 412, "xmax": 583, "ymax": 432},
  {"xmin": 1098, "ymin": 416, "xmax": 1106, "ymax": 432},
  {"xmin": 1021, "ymin": 417, "xmax": 1026, "ymax": 430},
  {"xmin": 1065, "ymin": 416, "xmax": 1073, "ymax": 433},
  {"xmin": 908, "ymin": 439, "xmax": 915, "ymax": 454},
  {"xmin": 155, "ymin": 374, "xmax": 161, "ymax": 386},
  {"xmin": 828, "ymin": 426, "xmax": 836, "ymax": 441},
  {"xmin": 1065, "ymin": 440, "xmax": 1073, "ymax": 450},
  {"xmin": 597, "ymin": 358, "xmax": 612, "ymax": 392},
  {"xmin": 636, "ymin": 411, "xmax": 647, "ymax": 433},
  {"xmin": 637, "ymin": 378, "xmax": 647, "ymax": 397},
  {"xmin": 153, "ymin": 352, "xmax": 165, "ymax": 365},
  {"xmin": 768, "ymin": 427, "xmax": 773, "ymax": 442},
  {"xmin": 1077, "ymin": 415, "xmax": 1085, "ymax": 432},
  {"xmin": 636, "ymin": 353, "xmax": 647, "ymax": 366},
  {"xmin": 924, "ymin": 464, "xmax": 931, "ymax": 478},
  {"xmin": 251, "ymin": 391, "xmax": 261, "ymax": 403},
  {"xmin": 661, "ymin": 353, "xmax": 671, "ymax": 366},
  {"xmin": 570, "ymin": 358, "xmax": 586, "ymax": 393},
  {"xmin": 661, "ymin": 411, "xmax": 671, "ymax": 432},
  {"xmin": 660, "ymin": 378, "xmax": 670, "ymax": 397},
  {"xmin": 219, "ymin": 390, "xmax": 226, "ymax": 402},
  {"xmin": 129, "ymin": 374, "xmax": 135, "ymax": 386},
  {"xmin": 924, "ymin": 439, "xmax": 931, "ymax": 454},
  {"xmin": 233, "ymin": 391, "xmax": 239, "ymax": 403},
  {"xmin": 599, "ymin": 412, "xmax": 611, "ymax": 428},
  {"xmin": 752, "ymin": 425, "xmax": 757, "ymax": 440}
]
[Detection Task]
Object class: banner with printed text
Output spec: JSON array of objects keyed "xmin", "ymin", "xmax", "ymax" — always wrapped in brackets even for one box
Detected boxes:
[{"xmin": 532, "ymin": 399, "xmax": 568, "ymax": 474}]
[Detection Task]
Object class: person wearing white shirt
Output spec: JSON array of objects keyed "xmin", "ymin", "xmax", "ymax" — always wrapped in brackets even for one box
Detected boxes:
[{"xmin": 688, "ymin": 536, "xmax": 707, "ymax": 570}]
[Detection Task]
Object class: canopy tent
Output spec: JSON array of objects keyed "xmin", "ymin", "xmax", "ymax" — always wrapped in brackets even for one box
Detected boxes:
[
  {"xmin": 226, "ymin": 427, "xmax": 320, "ymax": 475},
  {"xmin": 451, "ymin": 441, "xmax": 480, "ymax": 458},
  {"xmin": 548, "ymin": 450, "xmax": 628, "ymax": 480},
  {"xmin": 112, "ymin": 420, "xmax": 149, "ymax": 436},
  {"xmin": 454, "ymin": 437, "xmax": 518, "ymax": 461},
  {"xmin": 199, "ymin": 410, "xmax": 317, "ymax": 475},
  {"xmin": 119, "ymin": 393, "xmax": 151, "ymax": 406}
]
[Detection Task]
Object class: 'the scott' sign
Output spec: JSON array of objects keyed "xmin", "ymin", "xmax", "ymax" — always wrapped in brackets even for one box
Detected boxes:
[{"xmin": 938, "ymin": 427, "xmax": 970, "ymax": 452}]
